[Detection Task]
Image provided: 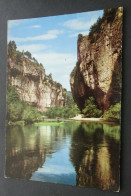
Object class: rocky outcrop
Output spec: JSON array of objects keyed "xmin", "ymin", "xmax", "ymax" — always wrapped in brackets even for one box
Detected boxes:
[
  {"xmin": 70, "ymin": 8, "xmax": 123, "ymax": 111},
  {"xmin": 7, "ymin": 57, "xmax": 66, "ymax": 112}
]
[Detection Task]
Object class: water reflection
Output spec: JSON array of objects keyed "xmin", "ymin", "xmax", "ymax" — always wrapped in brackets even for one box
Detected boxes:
[
  {"xmin": 5, "ymin": 122, "xmax": 120, "ymax": 191},
  {"xmin": 70, "ymin": 123, "xmax": 120, "ymax": 191}
]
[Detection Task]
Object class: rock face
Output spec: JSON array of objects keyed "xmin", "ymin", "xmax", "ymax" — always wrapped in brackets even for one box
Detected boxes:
[
  {"xmin": 70, "ymin": 8, "xmax": 122, "ymax": 112},
  {"xmin": 7, "ymin": 57, "xmax": 66, "ymax": 112}
]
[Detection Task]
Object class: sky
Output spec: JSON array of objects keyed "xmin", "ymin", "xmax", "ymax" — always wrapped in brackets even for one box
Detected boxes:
[{"xmin": 8, "ymin": 9, "xmax": 103, "ymax": 91}]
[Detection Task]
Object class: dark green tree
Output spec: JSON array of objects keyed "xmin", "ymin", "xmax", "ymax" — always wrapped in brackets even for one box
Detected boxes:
[
  {"xmin": 8, "ymin": 40, "xmax": 17, "ymax": 50},
  {"xmin": 82, "ymin": 97, "xmax": 102, "ymax": 118},
  {"xmin": 103, "ymin": 102, "xmax": 121, "ymax": 120},
  {"xmin": 16, "ymin": 51, "xmax": 22, "ymax": 63},
  {"xmin": 24, "ymin": 51, "xmax": 32, "ymax": 59},
  {"xmin": 8, "ymin": 40, "xmax": 17, "ymax": 57},
  {"xmin": 6, "ymin": 85, "xmax": 42, "ymax": 124}
]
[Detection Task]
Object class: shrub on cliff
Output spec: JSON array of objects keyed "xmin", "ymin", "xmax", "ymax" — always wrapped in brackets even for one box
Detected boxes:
[
  {"xmin": 24, "ymin": 51, "xmax": 32, "ymax": 59},
  {"xmin": 89, "ymin": 17, "xmax": 104, "ymax": 43},
  {"xmin": 6, "ymin": 85, "xmax": 42, "ymax": 124},
  {"xmin": 82, "ymin": 97, "xmax": 102, "ymax": 118},
  {"xmin": 45, "ymin": 93, "xmax": 80, "ymax": 119},
  {"xmin": 89, "ymin": 8, "xmax": 117, "ymax": 43},
  {"xmin": 8, "ymin": 40, "xmax": 17, "ymax": 58},
  {"xmin": 78, "ymin": 33, "xmax": 83, "ymax": 40},
  {"xmin": 103, "ymin": 102, "xmax": 121, "ymax": 121},
  {"xmin": 16, "ymin": 51, "xmax": 23, "ymax": 63}
]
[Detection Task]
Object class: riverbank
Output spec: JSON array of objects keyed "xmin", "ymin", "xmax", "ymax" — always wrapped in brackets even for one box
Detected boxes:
[
  {"xmin": 7, "ymin": 114, "xmax": 120, "ymax": 126},
  {"xmin": 69, "ymin": 114, "xmax": 119, "ymax": 123}
]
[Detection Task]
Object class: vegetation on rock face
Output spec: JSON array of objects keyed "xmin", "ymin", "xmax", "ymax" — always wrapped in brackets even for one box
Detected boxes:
[
  {"xmin": 82, "ymin": 97, "xmax": 102, "ymax": 118},
  {"xmin": 7, "ymin": 85, "xmax": 42, "ymax": 124},
  {"xmin": 103, "ymin": 102, "xmax": 121, "ymax": 121},
  {"xmin": 88, "ymin": 8, "xmax": 118, "ymax": 43},
  {"xmin": 89, "ymin": 17, "xmax": 104, "ymax": 43},
  {"xmin": 8, "ymin": 41, "xmax": 44, "ymax": 71},
  {"xmin": 44, "ymin": 92, "xmax": 80, "ymax": 119}
]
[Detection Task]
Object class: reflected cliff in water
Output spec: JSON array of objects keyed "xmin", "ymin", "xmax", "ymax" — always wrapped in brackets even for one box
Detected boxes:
[
  {"xmin": 70, "ymin": 123, "xmax": 120, "ymax": 191},
  {"xmin": 6, "ymin": 121, "xmax": 120, "ymax": 191}
]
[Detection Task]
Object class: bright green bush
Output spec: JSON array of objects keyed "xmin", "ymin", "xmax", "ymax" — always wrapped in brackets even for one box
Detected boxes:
[
  {"xmin": 82, "ymin": 97, "xmax": 102, "ymax": 118},
  {"xmin": 45, "ymin": 93, "xmax": 80, "ymax": 119},
  {"xmin": 103, "ymin": 102, "xmax": 121, "ymax": 120},
  {"xmin": 6, "ymin": 85, "xmax": 42, "ymax": 124}
]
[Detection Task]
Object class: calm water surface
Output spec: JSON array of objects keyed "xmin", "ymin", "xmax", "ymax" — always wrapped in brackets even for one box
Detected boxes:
[{"xmin": 6, "ymin": 121, "xmax": 120, "ymax": 191}]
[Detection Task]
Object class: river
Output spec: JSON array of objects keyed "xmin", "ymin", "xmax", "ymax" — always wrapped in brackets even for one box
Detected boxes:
[{"xmin": 5, "ymin": 121, "xmax": 120, "ymax": 191}]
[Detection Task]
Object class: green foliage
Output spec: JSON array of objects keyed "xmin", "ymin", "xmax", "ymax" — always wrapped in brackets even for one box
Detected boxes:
[
  {"xmin": 8, "ymin": 41, "xmax": 46, "ymax": 73},
  {"xmin": 8, "ymin": 40, "xmax": 17, "ymax": 50},
  {"xmin": 16, "ymin": 51, "xmax": 22, "ymax": 63},
  {"xmin": 6, "ymin": 85, "xmax": 42, "ymax": 124},
  {"xmin": 45, "ymin": 92, "xmax": 80, "ymax": 119},
  {"xmin": 48, "ymin": 73, "xmax": 52, "ymax": 80},
  {"xmin": 89, "ymin": 17, "xmax": 104, "ymax": 43},
  {"xmin": 8, "ymin": 40, "xmax": 17, "ymax": 57},
  {"xmin": 22, "ymin": 104, "xmax": 41, "ymax": 124},
  {"xmin": 24, "ymin": 51, "xmax": 32, "ymax": 59},
  {"xmin": 103, "ymin": 102, "xmax": 121, "ymax": 120},
  {"xmin": 88, "ymin": 8, "xmax": 117, "ymax": 43},
  {"xmin": 56, "ymin": 82, "xmax": 62, "ymax": 88},
  {"xmin": 78, "ymin": 33, "xmax": 83, "ymax": 40},
  {"xmin": 45, "ymin": 105, "xmax": 80, "ymax": 119},
  {"xmin": 32, "ymin": 57, "xmax": 38, "ymax": 63},
  {"xmin": 6, "ymin": 85, "xmax": 19, "ymax": 104},
  {"xmin": 82, "ymin": 97, "xmax": 102, "ymax": 118}
]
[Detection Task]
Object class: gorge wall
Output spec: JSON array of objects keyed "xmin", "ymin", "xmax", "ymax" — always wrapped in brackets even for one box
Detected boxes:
[
  {"xmin": 7, "ymin": 56, "xmax": 66, "ymax": 112},
  {"xmin": 70, "ymin": 8, "xmax": 123, "ymax": 112}
]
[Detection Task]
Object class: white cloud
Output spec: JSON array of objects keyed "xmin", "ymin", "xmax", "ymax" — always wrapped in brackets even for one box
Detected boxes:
[
  {"xmin": 63, "ymin": 18, "xmax": 96, "ymax": 30},
  {"xmin": 33, "ymin": 52, "xmax": 76, "ymax": 90},
  {"xmin": 36, "ymin": 164, "xmax": 75, "ymax": 175},
  {"xmin": 8, "ymin": 29, "xmax": 63, "ymax": 42},
  {"xmin": 8, "ymin": 19, "xmax": 23, "ymax": 31},
  {"xmin": 33, "ymin": 52, "xmax": 76, "ymax": 69},
  {"xmin": 69, "ymin": 30, "xmax": 89, "ymax": 38},
  {"xmin": 17, "ymin": 44, "xmax": 47, "ymax": 53},
  {"xmin": 31, "ymin": 25, "xmax": 41, "ymax": 28}
]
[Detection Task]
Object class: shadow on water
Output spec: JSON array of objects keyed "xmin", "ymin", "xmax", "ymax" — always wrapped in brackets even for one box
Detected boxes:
[
  {"xmin": 70, "ymin": 123, "xmax": 120, "ymax": 191},
  {"xmin": 5, "ymin": 121, "xmax": 120, "ymax": 191}
]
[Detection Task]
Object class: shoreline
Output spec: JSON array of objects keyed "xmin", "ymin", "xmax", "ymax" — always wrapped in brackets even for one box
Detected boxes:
[{"xmin": 69, "ymin": 114, "xmax": 119, "ymax": 124}]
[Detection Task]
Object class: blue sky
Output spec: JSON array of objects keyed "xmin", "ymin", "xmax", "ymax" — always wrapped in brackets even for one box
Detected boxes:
[{"xmin": 8, "ymin": 9, "xmax": 103, "ymax": 91}]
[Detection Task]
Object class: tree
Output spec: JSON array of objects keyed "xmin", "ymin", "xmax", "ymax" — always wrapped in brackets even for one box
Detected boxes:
[
  {"xmin": 8, "ymin": 41, "xmax": 17, "ymax": 50},
  {"xmin": 103, "ymin": 103, "xmax": 121, "ymax": 120},
  {"xmin": 8, "ymin": 40, "xmax": 17, "ymax": 57},
  {"xmin": 24, "ymin": 51, "xmax": 32, "ymax": 59},
  {"xmin": 32, "ymin": 57, "xmax": 38, "ymax": 63},
  {"xmin": 78, "ymin": 34, "xmax": 83, "ymax": 40},
  {"xmin": 6, "ymin": 85, "xmax": 42, "ymax": 124},
  {"xmin": 48, "ymin": 73, "xmax": 52, "ymax": 80},
  {"xmin": 82, "ymin": 97, "xmax": 102, "ymax": 118},
  {"xmin": 16, "ymin": 51, "xmax": 22, "ymax": 63}
]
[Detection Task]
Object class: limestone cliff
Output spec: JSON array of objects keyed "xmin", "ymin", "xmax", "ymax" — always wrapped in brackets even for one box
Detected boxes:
[
  {"xmin": 70, "ymin": 8, "xmax": 123, "ymax": 111},
  {"xmin": 7, "ymin": 56, "xmax": 66, "ymax": 112}
]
